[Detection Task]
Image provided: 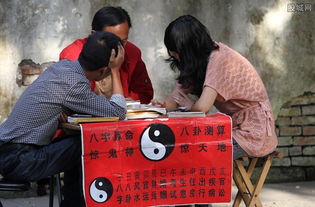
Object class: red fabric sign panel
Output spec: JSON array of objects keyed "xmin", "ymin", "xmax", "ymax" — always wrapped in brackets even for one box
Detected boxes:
[{"xmin": 81, "ymin": 113, "xmax": 232, "ymax": 207}]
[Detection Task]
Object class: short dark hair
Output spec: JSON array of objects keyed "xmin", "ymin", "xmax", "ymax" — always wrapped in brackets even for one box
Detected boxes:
[
  {"xmin": 78, "ymin": 32, "xmax": 122, "ymax": 71},
  {"xmin": 92, "ymin": 6, "xmax": 132, "ymax": 31},
  {"xmin": 164, "ymin": 15, "xmax": 219, "ymax": 96}
]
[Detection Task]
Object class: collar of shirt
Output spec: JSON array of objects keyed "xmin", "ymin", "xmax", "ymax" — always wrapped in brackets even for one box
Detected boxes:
[{"xmin": 72, "ymin": 60, "xmax": 85, "ymax": 76}]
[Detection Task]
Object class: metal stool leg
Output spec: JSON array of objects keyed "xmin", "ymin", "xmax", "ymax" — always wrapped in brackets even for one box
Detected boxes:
[
  {"xmin": 49, "ymin": 174, "xmax": 63, "ymax": 207},
  {"xmin": 49, "ymin": 176, "xmax": 55, "ymax": 207},
  {"xmin": 56, "ymin": 174, "xmax": 63, "ymax": 205}
]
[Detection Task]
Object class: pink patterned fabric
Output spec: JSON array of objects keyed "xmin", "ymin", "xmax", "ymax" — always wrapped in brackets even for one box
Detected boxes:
[{"xmin": 203, "ymin": 42, "xmax": 277, "ymax": 157}]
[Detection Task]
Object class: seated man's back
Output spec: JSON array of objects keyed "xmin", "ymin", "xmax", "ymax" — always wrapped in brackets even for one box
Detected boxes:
[{"xmin": 0, "ymin": 60, "xmax": 126, "ymax": 145}]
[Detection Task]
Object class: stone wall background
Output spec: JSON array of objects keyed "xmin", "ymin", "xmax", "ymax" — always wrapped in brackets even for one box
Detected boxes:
[{"xmin": 0, "ymin": 0, "xmax": 100, "ymax": 121}]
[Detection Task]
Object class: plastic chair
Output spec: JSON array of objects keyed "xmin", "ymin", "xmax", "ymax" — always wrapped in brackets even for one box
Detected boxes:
[
  {"xmin": 0, "ymin": 179, "xmax": 30, "ymax": 207},
  {"xmin": 0, "ymin": 175, "xmax": 62, "ymax": 207}
]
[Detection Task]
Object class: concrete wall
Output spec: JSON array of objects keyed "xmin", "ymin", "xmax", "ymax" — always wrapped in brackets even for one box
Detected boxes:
[
  {"xmin": 0, "ymin": 0, "xmax": 104, "ymax": 121},
  {"xmin": 0, "ymin": 0, "xmax": 314, "ymax": 122}
]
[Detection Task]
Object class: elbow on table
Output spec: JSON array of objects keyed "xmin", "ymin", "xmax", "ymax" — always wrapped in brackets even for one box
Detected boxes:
[
  {"xmin": 119, "ymin": 112, "xmax": 126, "ymax": 120},
  {"xmin": 115, "ymin": 107, "xmax": 127, "ymax": 120}
]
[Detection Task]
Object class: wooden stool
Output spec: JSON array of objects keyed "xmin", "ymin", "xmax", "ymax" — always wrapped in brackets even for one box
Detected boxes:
[{"xmin": 232, "ymin": 151, "xmax": 283, "ymax": 207}]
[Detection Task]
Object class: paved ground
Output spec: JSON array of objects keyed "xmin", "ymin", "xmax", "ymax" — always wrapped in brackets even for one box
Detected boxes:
[{"xmin": 1, "ymin": 181, "xmax": 314, "ymax": 207}]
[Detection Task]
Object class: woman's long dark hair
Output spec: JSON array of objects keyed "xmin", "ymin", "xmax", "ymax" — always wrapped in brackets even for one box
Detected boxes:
[{"xmin": 164, "ymin": 15, "xmax": 219, "ymax": 96}]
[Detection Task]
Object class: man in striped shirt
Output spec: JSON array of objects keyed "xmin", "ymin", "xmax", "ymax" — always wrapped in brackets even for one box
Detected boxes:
[{"xmin": 0, "ymin": 32, "xmax": 126, "ymax": 207}]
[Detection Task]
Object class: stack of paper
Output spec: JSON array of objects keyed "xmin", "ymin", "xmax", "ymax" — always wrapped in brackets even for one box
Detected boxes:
[
  {"xmin": 126, "ymin": 104, "xmax": 166, "ymax": 120},
  {"xmin": 67, "ymin": 115, "xmax": 119, "ymax": 123},
  {"xmin": 167, "ymin": 111, "xmax": 206, "ymax": 118}
]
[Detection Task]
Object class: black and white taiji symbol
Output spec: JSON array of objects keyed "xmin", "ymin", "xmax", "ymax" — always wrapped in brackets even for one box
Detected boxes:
[{"xmin": 140, "ymin": 123, "xmax": 175, "ymax": 161}]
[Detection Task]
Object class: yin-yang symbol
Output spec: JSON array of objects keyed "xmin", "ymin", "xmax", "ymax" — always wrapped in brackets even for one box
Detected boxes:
[
  {"xmin": 140, "ymin": 123, "xmax": 175, "ymax": 161},
  {"xmin": 89, "ymin": 177, "xmax": 113, "ymax": 203}
]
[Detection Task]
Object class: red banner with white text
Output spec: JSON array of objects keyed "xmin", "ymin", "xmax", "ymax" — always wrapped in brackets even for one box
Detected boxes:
[{"xmin": 81, "ymin": 113, "xmax": 232, "ymax": 207}]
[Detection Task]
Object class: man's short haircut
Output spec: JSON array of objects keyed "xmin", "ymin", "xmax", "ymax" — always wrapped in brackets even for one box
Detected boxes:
[
  {"xmin": 92, "ymin": 6, "xmax": 132, "ymax": 31},
  {"xmin": 78, "ymin": 32, "xmax": 122, "ymax": 71}
]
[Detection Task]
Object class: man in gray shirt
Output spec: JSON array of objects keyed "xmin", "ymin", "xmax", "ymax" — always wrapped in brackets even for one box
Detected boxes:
[{"xmin": 0, "ymin": 31, "xmax": 126, "ymax": 207}]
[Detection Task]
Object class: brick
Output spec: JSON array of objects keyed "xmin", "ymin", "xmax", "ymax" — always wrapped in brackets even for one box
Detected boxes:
[
  {"xmin": 283, "ymin": 93, "xmax": 315, "ymax": 106},
  {"xmin": 276, "ymin": 117, "xmax": 291, "ymax": 126},
  {"xmin": 276, "ymin": 127, "xmax": 280, "ymax": 136},
  {"xmin": 293, "ymin": 136, "xmax": 315, "ymax": 145},
  {"xmin": 20, "ymin": 66, "xmax": 42, "ymax": 75},
  {"xmin": 306, "ymin": 167, "xmax": 315, "ymax": 181},
  {"xmin": 272, "ymin": 157, "xmax": 291, "ymax": 166},
  {"xmin": 291, "ymin": 157, "xmax": 315, "ymax": 166},
  {"xmin": 22, "ymin": 74, "xmax": 40, "ymax": 86},
  {"xmin": 276, "ymin": 147, "xmax": 289, "ymax": 157},
  {"xmin": 278, "ymin": 137, "xmax": 293, "ymax": 146},
  {"xmin": 302, "ymin": 105, "xmax": 315, "ymax": 115},
  {"xmin": 279, "ymin": 126, "xmax": 301, "ymax": 136},
  {"xmin": 303, "ymin": 126, "xmax": 315, "ymax": 135},
  {"xmin": 288, "ymin": 146, "xmax": 302, "ymax": 156},
  {"xmin": 291, "ymin": 116, "xmax": 315, "ymax": 125},
  {"xmin": 303, "ymin": 146, "xmax": 315, "ymax": 155},
  {"xmin": 251, "ymin": 167, "xmax": 306, "ymax": 183},
  {"xmin": 278, "ymin": 107, "xmax": 301, "ymax": 117}
]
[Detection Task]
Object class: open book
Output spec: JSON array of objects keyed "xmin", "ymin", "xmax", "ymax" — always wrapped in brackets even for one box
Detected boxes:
[{"xmin": 126, "ymin": 104, "xmax": 167, "ymax": 120}]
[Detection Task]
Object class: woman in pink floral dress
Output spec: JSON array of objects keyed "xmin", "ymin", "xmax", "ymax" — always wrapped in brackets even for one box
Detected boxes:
[{"xmin": 153, "ymin": 15, "xmax": 277, "ymax": 159}]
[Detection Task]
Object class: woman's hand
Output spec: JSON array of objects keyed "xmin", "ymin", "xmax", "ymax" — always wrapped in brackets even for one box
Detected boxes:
[
  {"xmin": 173, "ymin": 91, "xmax": 195, "ymax": 110},
  {"xmin": 151, "ymin": 99, "xmax": 166, "ymax": 108},
  {"xmin": 109, "ymin": 44, "xmax": 125, "ymax": 71}
]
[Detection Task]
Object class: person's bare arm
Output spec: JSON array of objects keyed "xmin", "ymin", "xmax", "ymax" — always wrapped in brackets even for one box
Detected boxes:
[
  {"xmin": 151, "ymin": 95, "xmax": 178, "ymax": 109},
  {"xmin": 152, "ymin": 83, "xmax": 197, "ymax": 109},
  {"xmin": 151, "ymin": 84, "xmax": 186, "ymax": 109},
  {"xmin": 190, "ymin": 87, "xmax": 217, "ymax": 112},
  {"xmin": 173, "ymin": 86, "xmax": 217, "ymax": 113}
]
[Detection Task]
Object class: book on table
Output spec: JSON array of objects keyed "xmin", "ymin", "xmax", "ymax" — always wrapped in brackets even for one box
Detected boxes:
[
  {"xmin": 126, "ymin": 103, "xmax": 206, "ymax": 119},
  {"xmin": 67, "ymin": 114, "xmax": 119, "ymax": 123},
  {"xmin": 126, "ymin": 104, "xmax": 167, "ymax": 120},
  {"xmin": 167, "ymin": 111, "xmax": 206, "ymax": 118}
]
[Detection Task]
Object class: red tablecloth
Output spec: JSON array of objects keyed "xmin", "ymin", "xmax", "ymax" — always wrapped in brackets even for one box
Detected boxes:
[{"xmin": 81, "ymin": 113, "xmax": 232, "ymax": 207}]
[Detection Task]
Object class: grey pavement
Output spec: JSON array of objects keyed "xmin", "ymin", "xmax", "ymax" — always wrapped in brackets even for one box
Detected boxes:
[{"xmin": 1, "ymin": 181, "xmax": 314, "ymax": 207}]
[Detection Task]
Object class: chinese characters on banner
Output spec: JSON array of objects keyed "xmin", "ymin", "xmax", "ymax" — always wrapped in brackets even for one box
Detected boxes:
[{"xmin": 81, "ymin": 113, "xmax": 232, "ymax": 207}]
